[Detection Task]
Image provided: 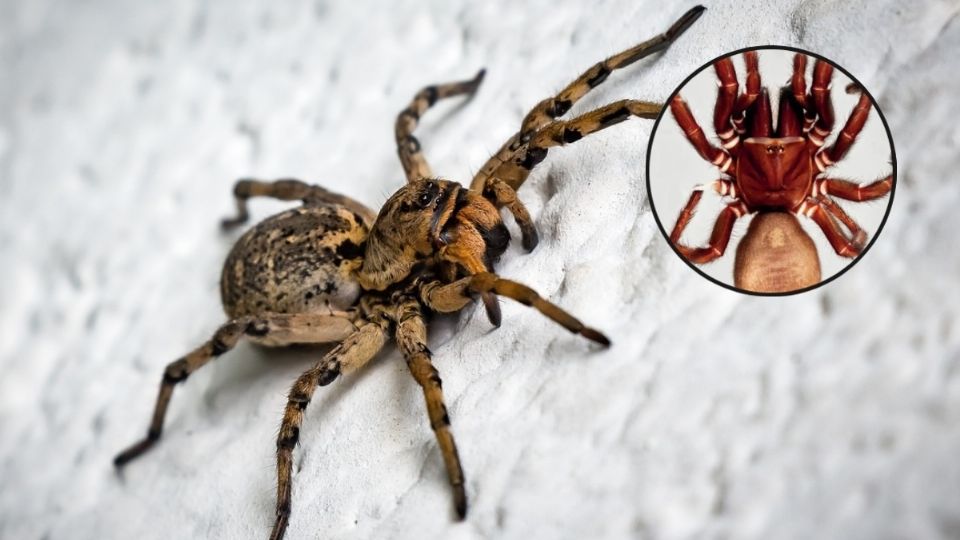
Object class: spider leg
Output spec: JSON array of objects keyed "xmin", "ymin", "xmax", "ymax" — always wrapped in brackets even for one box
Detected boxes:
[
  {"xmin": 816, "ymin": 174, "xmax": 893, "ymax": 202},
  {"xmin": 496, "ymin": 100, "xmax": 663, "ymax": 190},
  {"xmin": 419, "ymin": 272, "xmax": 611, "ymax": 346},
  {"xmin": 790, "ymin": 53, "xmax": 819, "ymax": 131},
  {"xmin": 670, "ymin": 95, "xmax": 734, "ymax": 172},
  {"xmin": 221, "ymin": 178, "xmax": 376, "ymax": 229},
  {"xmin": 113, "ymin": 311, "xmax": 357, "ymax": 467},
  {"xmin": 472, "ymin": 6, "xmax": 704, "ymax": 192},
  {"xmin": 474, "ymin": 99, "xmax": 662, "ymax": 253},
  {"xmin": 467, "ymin": 6, "xmax": 705, "ymax": 244},
  {"xmin": 731, "ymin": 51, "xmax": 760, "ymax": 134},
  {"xmin": 791, "ymin": 53, "xmax": 808, "ymax": 109},
  {"xmin": 798, "ymin": 196, "xmax": 864, "ymax": 257},
  {"xmin": 419, "ymin": 277, "xmax": 474, "ymax": 313},
  {"xmin": 807, "ymin": 59, "xmax": 835, "ymax": 150},
  {"xmin": 271, "ymin": 317, "xmax": 389, "ymax": 540},
  {"xmin": 816, "ymin": 91, "xmax": 873, "ymax": 171},
  {"xmin": 514, "ymin": 5, "xmax": 705, "ymax": 139},
  {"xmin": 713, "ymin": 56, "xmax": 740, "ymax": 154},
  {"xmin": 668, "ymin": 180, "xmax": 737, "ymax": 241},
  {"xmin": 669, "ymin": 185, "xmax": 748, "ymax": 264},
  {"xmin": 396, "ymin": 69, "xmax": 486, "ymax": 183},
  {"xmin": 393, "ymin": 302, "xmax": 468, "ymax": 519},
  {"xmin": 525, "ymin": 100, "xmax": 662, "ymax": 155},
  {"xmin": 483, "ymin": 176, "xmax": 539, "ymax": 251},
  {"xmin": 816, "ymin": 194, "xmax": 868, "ymax": 249}
]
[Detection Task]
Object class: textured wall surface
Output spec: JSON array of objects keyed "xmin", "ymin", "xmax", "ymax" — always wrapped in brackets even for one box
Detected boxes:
[{"xmin": 1, "ymin": 1, "xmax": 958, "ymax": 539}]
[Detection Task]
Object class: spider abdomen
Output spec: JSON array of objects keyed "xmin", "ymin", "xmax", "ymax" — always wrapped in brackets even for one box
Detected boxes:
[
  {"xmin": 734, "ymin": 211, "xmax": 821, "ymax": 293},
  {"xmin": 220, "ymin": 205, "xmax": 368, "ymax": 318}
]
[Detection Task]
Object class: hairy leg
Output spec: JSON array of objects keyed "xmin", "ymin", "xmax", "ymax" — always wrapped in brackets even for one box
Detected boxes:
[
  {"xmin": 731, "ymin": 51, "xmax": 760, "ymax": 135},
  {"xmin": 807, "ymin": 59, "xmax": 835, "ymax": 150},
  {"xmin": 712, "ymin": 56, "xmax": 741, "ymax": 154},
  {"xmin": 482, "ymin": 176, "xmax": 539, "ymax": 251},
  {"xmin": 790, "ymin": 53, "xmax": 819, "ymax": 132},
  {"xmin": 670, "ymin": 95, "xmax": 733, "ymax": 172},
  {"xmin": 670, "ymin": 194, "xmax": 748, "ymax": 264},
  {"xmin": 791, "ymin": 53, "xmax": 808, "ymax": 109},
  {"xmin": 668, "ymin": 180, "xmax": 737, "ymax": 242},
  {"xmin": 798, "ymin": 196, "xmax": 864, "ymax": 257},
  {"xmin": 271, "ymin": 317, "xmax": 388, "ymax": 540},
  {"xmin": 816, "ymin": 175, "xmax": 893, "ymax": 202},
  {"xmin": 816, "ymin": 91, "xmax": 873, "ymax": 170},
  {"xmin": 396, "ymin": 69, "xmax": 485, "ymax": 182},
  {"xmin": 817, "ymin": 195, "xmax": 867, "ymax": 249},
  {"xmin": 466, "ymin": 8, "xmax": 704, "ymax": 253},
  {"xmin": 113, "ymin": 311, "xmax": 357, "ymax": 467},
  {"xmin": 471, "ymin": 5, "xmax": 705, "ymax": 193},
  {"xmin": 475, "ymin": 100, "xmax": 662, "ymax": 253},
  {"xmin": 493, "ymin": 99, "xmax": 663, "ymax": 188},
  {"xmin": 222, "ymin": 178, "xmax": 376, "ymax": 229},
  {"xmin": 419, "ymin": 273, "xmax": 611, "ymax": 346},
  {"xmin": 393, "ymin": 301, "xmax": 468, "ymax": 519},
  {"xmin": 518, "ymin": 6, "xmax": 705, "ymax": 138}
]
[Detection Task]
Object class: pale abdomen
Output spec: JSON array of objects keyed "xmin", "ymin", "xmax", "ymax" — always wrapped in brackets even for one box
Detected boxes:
[{"xmin": 734, "ymin": 212, "xmax": 821, "ymax": 293}]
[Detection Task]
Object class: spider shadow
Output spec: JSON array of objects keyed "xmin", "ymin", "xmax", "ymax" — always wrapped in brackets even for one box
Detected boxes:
[
  {"xmin": 199, "ymin": 341, "xmax": 356, "ymax": 416},
  {"xmin": 414, "ymin": 91, "xmax": 481, "ymax": 152},
  {"xmin": 180, "ymin": 300, "xmax": 476, "ymax": 432}
]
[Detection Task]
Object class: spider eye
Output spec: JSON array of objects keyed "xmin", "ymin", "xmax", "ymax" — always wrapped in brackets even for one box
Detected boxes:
[{"xmin": 417, "ymin": 181, "xmax": 438, "ymax": 208}]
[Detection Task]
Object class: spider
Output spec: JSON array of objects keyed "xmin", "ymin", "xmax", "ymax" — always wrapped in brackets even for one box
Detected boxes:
[
  {"xmin": 664, "ymin": 50, "xmax": 893, "ymax": 292},
  {"xmin": 113, "ymin": 6, "xmax": 705, "ymax": 539}
]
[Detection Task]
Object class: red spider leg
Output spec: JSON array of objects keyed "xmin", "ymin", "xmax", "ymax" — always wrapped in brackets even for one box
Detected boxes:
[
  {"xmin": 816, "ymin": 91, "xmax": 872, "ymax": 171},
  {"xmin": 731, "ymin": 51, "xmax": 760, "ymax": 134},
  {"xmin": 817, "ymin": 194, "xmax": 867, "ymax": 249},
  {"xmin": 747, "ymin": 87, "xmax": 773, "ymax": 137},
  {"xmin": 670, "ymin": 95, "xmax": 734, "ymax": 172},
  {"xmin": 777, "ymin": 86, "xmax": 804, "ymax": 137},
  {"xmin": 816, "ymin": 174, "xmax": 893, "ymax": 202},
  {"xmin": 797, "ymin": 197, "xmax": 863, "ymax": 257},
  {"xmin": 790, "ymin": 53, "xmax": 817, "ymax": 133},
  {"xmin": 713, "ymin": 57, "xmax": 741, "ymax": 154},
  {"xmin": 808, "ymin": 59, "xmax": 834, "ymax": 149},
  {"xmin": 791, "ymin": 53, "xmax": 808, "ymax": 108},
  {"xmin": 669, "ymin": 180, "xmax": 737, "ymax": 241},
  {"xmin": 671, "ymin": 196, "xmax": 749, "ymax": 264},
  {"xmin": 670, "ymin": 188, "xmax": 704, "ymax": 245}
]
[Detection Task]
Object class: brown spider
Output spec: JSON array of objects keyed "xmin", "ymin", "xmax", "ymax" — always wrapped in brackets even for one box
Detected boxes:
[
  {"xmin": 665, "ymin": 50, "xmax": 893, "ymax": 292},
  {"xmin": 112, "ymin": 6, "xmax": 705, "ymax": 539}
]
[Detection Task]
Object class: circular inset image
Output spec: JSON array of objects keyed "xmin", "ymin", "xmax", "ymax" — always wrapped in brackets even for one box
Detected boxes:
[{"xmin": 647, "ymin": 46, "xmax": 896, "ymax": 295}]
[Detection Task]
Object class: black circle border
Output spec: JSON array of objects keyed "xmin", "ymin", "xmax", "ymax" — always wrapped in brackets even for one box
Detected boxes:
[{"xmin": 644, "ymin": 44, "xmax": 898, "ymax": 297}]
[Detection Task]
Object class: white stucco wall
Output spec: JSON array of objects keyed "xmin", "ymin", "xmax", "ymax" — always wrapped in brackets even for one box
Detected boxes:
[{"xmin": 1, "ymin": 1, "xmax": 958, "ymax": 539}]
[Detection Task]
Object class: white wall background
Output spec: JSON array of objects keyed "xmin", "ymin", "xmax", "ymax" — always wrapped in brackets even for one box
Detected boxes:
[{"xmin": 1, "ymin": 1, "xmax": 958, "ymax": 539}]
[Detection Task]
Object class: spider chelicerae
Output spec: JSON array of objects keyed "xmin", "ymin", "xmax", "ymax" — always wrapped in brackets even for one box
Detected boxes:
[{"xmin": 113, "ymin": 6, "xmax": 705, "ymax": 539}]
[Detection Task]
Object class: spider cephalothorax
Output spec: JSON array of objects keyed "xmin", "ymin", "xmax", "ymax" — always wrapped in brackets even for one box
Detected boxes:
[
  {"xmin": 667, "ymin": 50, "xmax": 893, "ymax": 292},
  {"xmin": 113, "ymin": 6, "xmax": 704, "ymax": 540}
]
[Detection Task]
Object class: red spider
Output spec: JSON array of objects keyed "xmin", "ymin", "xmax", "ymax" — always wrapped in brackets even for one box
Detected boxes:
[{"xmin": 665, "ymin": 50, "xmax": 893, "ymax": 292}]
